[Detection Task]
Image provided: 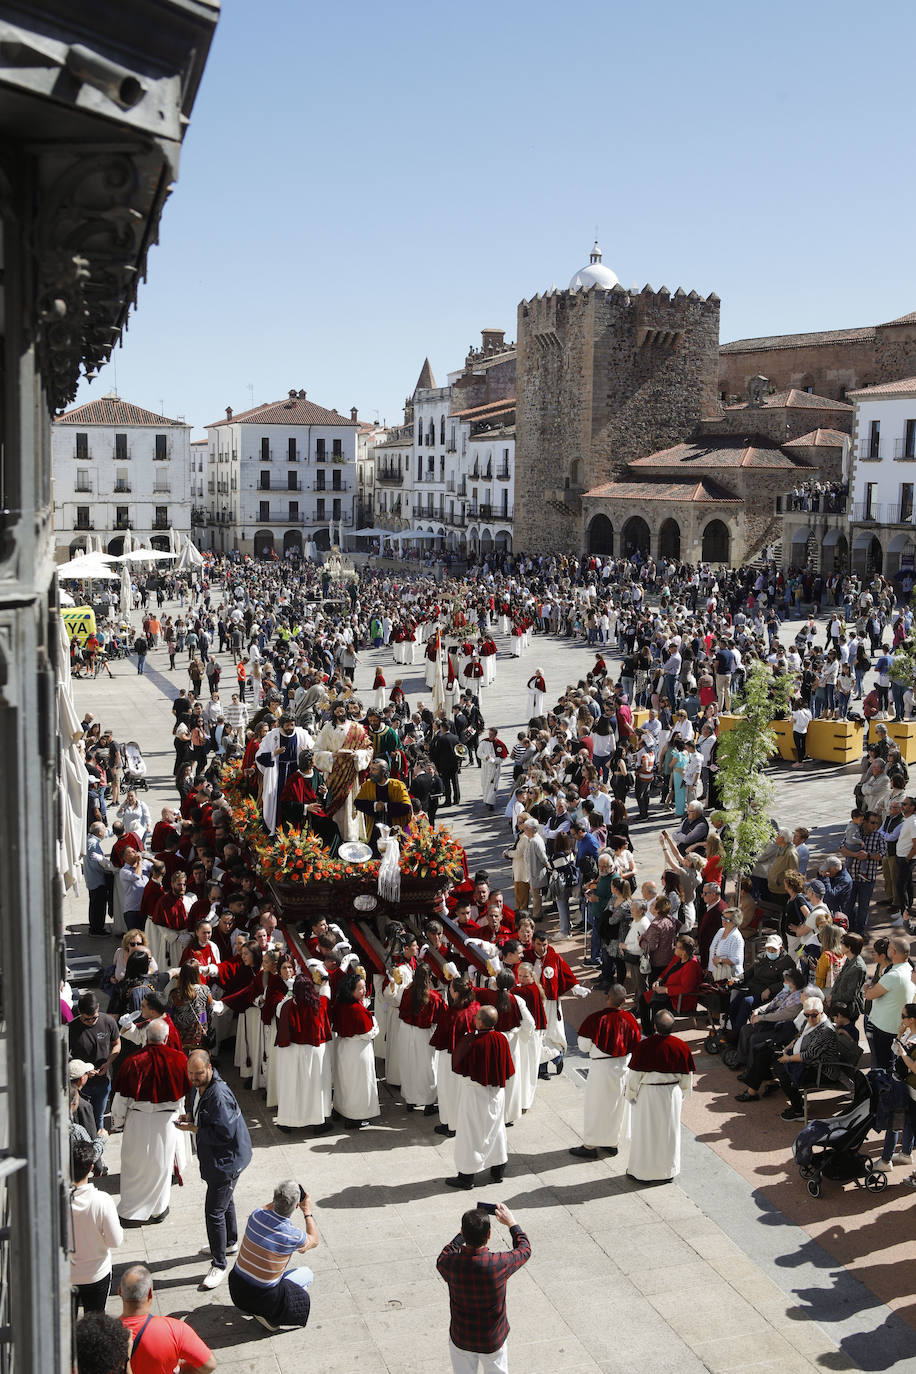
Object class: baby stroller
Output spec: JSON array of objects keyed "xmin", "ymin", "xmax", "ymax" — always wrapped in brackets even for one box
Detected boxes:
[
  {"xmin": 123, "ymin": 740, "xmax": 149, "ymax": 792},
  {"xmin": 792, "ymin": 1072, "xmax": 885, "ymax": 1199}
]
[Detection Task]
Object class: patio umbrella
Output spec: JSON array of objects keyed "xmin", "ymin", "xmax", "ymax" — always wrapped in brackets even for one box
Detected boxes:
[
  {"xmin": 121, "ymin": 527, "xmax": 133, "ymax": 555},
  {"xmin": 119, "ymin": 563, "xmax": 133, "ymax": 618}
]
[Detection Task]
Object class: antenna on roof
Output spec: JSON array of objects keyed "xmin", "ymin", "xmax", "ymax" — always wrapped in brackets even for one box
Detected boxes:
[{"xmin": 247, "ymin": 383, "xmax": 254, "ymax": 408}]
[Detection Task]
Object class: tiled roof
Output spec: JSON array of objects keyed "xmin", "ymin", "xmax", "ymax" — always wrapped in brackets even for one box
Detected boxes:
[
  {"xmin": 629, "ymin": 441, "xmax": 811, "ymax": 471},
  {"xmin": 451, "ymin": 397, "xmax": 516, "ymax": 420},
  {"xmin": 207, "ymin": 396, "xmax": 358, "ymax": 428},
  {"xmin": 470, "ymin": 424, "xmax": 515, "ymax": 439},
  {"xmin": 880, "ymin": 311, "xmax": 916, "ymax": 327},
  {"xmin": 55, "ymin": 397, "xmax": 185, "ymax": 426},
  {"xmin": 784, "ymin": 428, "xmax": 849, "ymax": 448},
  {"xmin": 847, "ymin": 377, "xmax": 916, "ymax": 399},
  {"xmin": 727, "ymin": 389, "xmax": 852, "ymax": 412},
  {"xmin": 585, "ymin": 477, "xmax": 741, "ymax": 503},
  {"xmin": 414, "ymin": 358, "xmax": 436, "ymax": 392},
  {"xmin": 720, "ymin": 325, "xmax": 875, "ymax": 354}
]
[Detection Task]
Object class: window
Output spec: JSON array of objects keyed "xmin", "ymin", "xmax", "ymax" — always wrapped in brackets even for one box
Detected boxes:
[
  {"xmin": 332, "ymin": 498, "xmax": 341, "ymax": 520},
  {"xmin": 75, "ymin": 471, "xmax": 91, "ymax": 492},
  {"xmin": 901, "ymin": 484, "xmax": 914, "ymax": 523},
  {"xmin": 76, "ymin": 506, "xmax": 91, "ymax": 529},
  {"xmin": 440, "ymin": 415, "xmax": 445, "ymax": 445},
  {"xmin": 155, "ymin": 433, "xmax": 168, "ymax": 461},
  {"xmin": 260, "ymin": 436, "xmax": 270, "ymax": 460},
  {"xmin": 865, "ymin": 482, "xmax": 877, "ymax": 519},
  {"xmin": 417, "ymin": 422, "xmax": 423, "ymax": 447},
  {"xmin": 417, "ymin": 457, "xmax": 422, "ymax": 481},
  {"xmin": 75, "ymin": 432, "xmax": 89, "ymax": 460},
  {"xmin": 332, "ymin": 439, "xmax": 342, "ymax": 458},
  {"xmin": 332, "ymin": 470, "xmax": 342, "ymax": 491},
  {"xmin": 316, "ymin": 471, "xmax": 325, "ymax": 491},
  {"xmin": 316, "ymin": 497, "xmax": 325, "ymax": 519},
  {"xmin": 316, "ymin": 439, "xmax": 326, "ymax": 461},
  {"xmin": 259, "ymin": 500, "xmax": 269, "ymax": 521},
  {"xmin": 869, "ymin": 420, "xmax": 881, "ymax": 458},
  {"xmin": 260, "ymin": 469, "xmax": 271, "ymax": 490},
  {"xmin": 287, "ymin": 471, "xmax": 297, "ymax": 491},
  {"xmin": 115, "ymin": 467, "xmax": 130, "ymax": 493},
  {"xmin": 115, "ymin": 433, "xmax": 128, "ymax": 460},
  {"xmin": 288, "ymin": 437, "xmax": 297, "ymax": 461},
  {"xmin": 155, "ymin": 505, "xmax": 168, "ymax": 527},
  {"xmin": 289, "ymin": 501, "xmax": 299, "ymax": 521},
  {"xmin": 906, "ymin": 419, "xmax": 916, "ymax": 459},
  {"xmin": 116, "ymin": 505, "xmax": 129, "ymax": 528}
]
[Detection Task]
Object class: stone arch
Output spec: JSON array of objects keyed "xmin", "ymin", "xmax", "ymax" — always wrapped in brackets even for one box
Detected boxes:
[
  {"xmin": 314, "ymin": 527, "xmax": 331, "ymax": 552},
  {"xmin": 852, "ymin": 529, "xmax": 882, "ymax": 575},
  {"xmin": 495, "ymin": 530, "xmax": 512, "ymax": 553},
  {"xmin": 622, "ymin": 515, "xmax": 650, "ymax": 557},
  {"xmin": 822, "ymin": 527, "xmax": 848, "ymax": 572},
  {"xmin": 69, "ymin": 536, "xmax": 91, "ymax": 558},
  {"xmin": 885, "ymin": 531, "xmax": 915, "ymax": 578},
  {"xmin": 106, "ymin": 536, "xmax": 125, "ymax": 556},
  {"xmin": 586, "ymin": 514, "xmax": 614, "ymax": 555},
  {"xmin": 701, "ymin": 519, "xmax": 730, "ymax": 564},
  {"xmin": 480, "ymin": 529, "xmax": 493, "ymax": 554},
  {"xmin": 789, "ymin": 527, "xmax": 814, "ymax": 567},
  {"xmin": 253, "ymin": 529, "xmax": 274, "ymax": 557},
  {"xmin": 658, "ymin": 517, "xmax": 681, "ymax": 560},
  {"xmin": 150, "ymin": 535, "xmax": 170, "ymax": 551},
  {"xmin": 283, "ymin": 529, "xmax": 303, "ymax": 556}
]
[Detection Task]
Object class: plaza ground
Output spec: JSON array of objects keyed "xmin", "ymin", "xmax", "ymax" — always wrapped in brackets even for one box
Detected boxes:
[{"xmin": 63, "ymin": 598, "xmax": 916, "ymax": 1373}]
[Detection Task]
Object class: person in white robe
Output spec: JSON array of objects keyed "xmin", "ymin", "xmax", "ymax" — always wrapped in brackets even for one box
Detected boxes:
[
  {"xmin": 625, "ymin": 1011, "xmax": 695, "ymax": 1182},
  {"xmin": 331, "ymin": 972, "xmax": 380, "ymax": 1125},
  {"xmin": 447, "ymin": 1008, "xmax": 514, "ymax": 1189},
  {"xmin": 312, "ymin": 703, "xmax": 373, "ymax": 844},
  {"xmin": 526, "ymin": 671, "xmax": 546, "ymax": 717},
  {"xmin": 380, "ymin": 961, "xmax": 413, "ymax": 1089},
  {"xmin": 109, "ymin": 1021, "xmax": 188, "ymax": 1223},
  {"xmin": 273, "ymin": 973, "xmax": 333, "ymax": 1131},
  {"xmin": 478, "ymin": 730, "xmax": 507, "ymax": 810},
  {"xmin": 256, "ymin": 718, "xmax": 314, "ymax": 834},
  {"xmin": 569, "ymin": 986, "xmax": 641, "ymax": 1160}
]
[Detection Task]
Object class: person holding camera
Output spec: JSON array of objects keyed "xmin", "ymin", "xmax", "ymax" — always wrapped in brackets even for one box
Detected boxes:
[
  {"xmin": 436, "ymin": 1202, "xmax": 530, "ymax": 1373},
  {"xmin": 228, "ymin": 1180, "xmax": 319, "ymax": 1333}
]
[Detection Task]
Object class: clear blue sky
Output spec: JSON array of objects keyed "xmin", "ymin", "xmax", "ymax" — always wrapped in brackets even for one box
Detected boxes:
[{"xmin": 76, "ymin": 0, "xmax": 916, "ymax": 435}]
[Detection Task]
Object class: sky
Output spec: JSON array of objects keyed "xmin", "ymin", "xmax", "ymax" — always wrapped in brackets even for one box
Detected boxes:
[{"xmin": 75, "ymin": 0, "xmax": 916, "ymax": 436}]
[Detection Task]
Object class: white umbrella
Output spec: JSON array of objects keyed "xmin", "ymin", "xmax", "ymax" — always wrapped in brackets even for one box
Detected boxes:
[
  {"xmin": 119, "ymin": 563, "xmax": 133, "ymax": 618},
  {"xmin": 56, "ymin": 555, "xmax": 120, "ymax": 580},
  {"xmin": 176, "ymin": 537, "xmax": 205, "ymax": 571},
  {"xmin": 116, "ymin": 548, "xmax": 174, "ymax": 563},
  {"xmin": 122, "ymin": 527, "xmax": 133, "ymax": 555},
  {"xmin": 59, "ymin": 588, "xmax": 75, "ymax": 607}
]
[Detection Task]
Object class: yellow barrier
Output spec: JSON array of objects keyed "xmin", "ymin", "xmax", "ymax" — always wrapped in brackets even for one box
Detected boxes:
[
  {"xmin": 716, "ymin": 713, "xmax": 862, "ymax": 764},
  {"xmin": 868, "ymin": 719, "xmax": 916, "ymax": 764}
]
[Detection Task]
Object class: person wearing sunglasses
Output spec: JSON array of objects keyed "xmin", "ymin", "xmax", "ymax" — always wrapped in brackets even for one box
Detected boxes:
[{"xmin": 735, "ymin": 994, "xmax": 836, "ymax": 1121}]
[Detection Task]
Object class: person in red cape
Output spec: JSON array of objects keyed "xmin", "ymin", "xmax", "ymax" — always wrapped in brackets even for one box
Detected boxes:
[
  {"xmin": 109, "ymin": 1020, "xmax": 189, "ymax": 1224},
  {"xmin": 179, "ymin": 918, "xmax": 221, "ymax": 985},
  {"xmin": 431, "ymin": 977, "xmax": 479, "ymax": 1139},
  {"xmin": 625, "ymin": 1009, "xmax": 696, "ymax": 1183},
  {"xmin": 139, "ymin": 861, "xmax": 167, "ymax": 925},
  {"xmin": 531, "ymin": 931, "xmax": 588, "ymax": 1077},
  {"xmin": 463, "ymin": 657, "xmax": 484, "ymax": 700},
  {"xmin": 148, "ymin": 870, "xmax": 194, "ymax": 972},
  {"xmin": 330, "ymin": 969, "xmax": 380, "ymax": 1128},
  {"xmin": 476, "ymin": 972, "xmax": 536, "ymax": 1127},
  {"xmin": 150, "ymin": 808, "xmax": 180, "ymax": 852},
  {"xmin": 526, "ymin": 671, "xmax": 546, "ymax": 717},
  {"xmin": 398, "ymin": 964, "xmax": 444, "ymax": 1113},
  {"xmin": 446, "ymin": 1006, "xmax": 514, "ymax": 1190},
  {"xmin": 570, "ymin": 985, "xmax": 641, "ymax": 1160},
  {"xmin": 273, "ymin": 971, "xmax": 333, "ymax": 1134}
]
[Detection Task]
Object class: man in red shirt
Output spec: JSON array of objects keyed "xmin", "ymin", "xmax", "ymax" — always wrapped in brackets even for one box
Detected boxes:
[
  {"xmin": 436, "ymin": 1203, "xmax": 530, "ymax": 1373},
  {"xmin": 118, "ymin": 1263, "xmax": 215, "ymax": 1372}
]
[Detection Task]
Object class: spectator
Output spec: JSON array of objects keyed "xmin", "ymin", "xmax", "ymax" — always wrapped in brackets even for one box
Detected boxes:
[
  {"xmin": 69, "ymin": 1139, "xmax": 123, "ymax": 1313},
  {"xmin": 118, "ymin": 1264, "xmax": 216, "ymax": 1373},
  {"xmin": 436, "ymin": 1204, "xmax": 530, "ymax": 1372},
  {"xmin": 229, "ymin": 1181, "xmax": 319, "ymax": 1332}
]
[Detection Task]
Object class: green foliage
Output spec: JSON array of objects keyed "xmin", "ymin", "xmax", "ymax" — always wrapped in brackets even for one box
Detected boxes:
[
  {"xmin": 890, "ymin": 641, "xmax": 916, "ymax": 686},
  {"xmin": 716, "ymin": 663, "xmax": 793, "ymax": 892}
]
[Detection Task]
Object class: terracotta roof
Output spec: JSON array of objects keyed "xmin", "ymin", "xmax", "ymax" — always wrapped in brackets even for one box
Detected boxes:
[
  {"xmin": 726, "ymin": 389, "xmax": 852, "ymax": 412},
  {"xmin": 585, "ymin": 477, "xmax": 741, "ymax": 503},
  {"xmin": 451, "ymin": 397, "xmax": 516, "ymax": 420},
  {"xmin": 629, "ymin": 441, "xmax": 811, "ymax": 472},
  {"xmin": 207, "ymin": 396, "xmax": 358, "ymax": 428},
  {"xmin": 880, "ymin": 311, "xmax": 916, "ymax": 327},
  {"xmin": 55, "ymin": 397, "xmax": 186, "ymax": 426},
  {"xmin": 847, "ymin": 377, "xmax": 916, "ymax": 399},
  {"xmin": 783, "ymin": 428, "xmax": 849, "ymax": 448},
  {"xmin": 720, "ymin": 325, "xmax": 875, "ymax": 354}
]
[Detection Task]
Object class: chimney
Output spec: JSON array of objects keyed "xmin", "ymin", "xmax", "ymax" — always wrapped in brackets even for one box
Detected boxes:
[
  {"xmin": 350, "ymin": 406, "xmax": 358, "ymax": 422},
  {"xmin": 225, "ymin": 406, "xmax": 232, "ymax": 420},
  {"xmin": 288, "ymin": 389, "xmax": 297, "ymax": 399},
  {"xmin": 298, "ymin": 389, "xmax": 307, "ymax": 399},
  {"xmin": 481, "ymin": 328, "xmax": 505, "ymax": 354}
]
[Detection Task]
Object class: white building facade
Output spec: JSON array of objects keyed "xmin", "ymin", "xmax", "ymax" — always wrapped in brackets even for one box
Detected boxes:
[
  {"xmin": 52, "ymin": 394, "xmax": 192, "ymax": 558},
  {"xmin": 204, "ymin": 390, "xmax": 359, "ymax": 557},
  {"xmin": 847, "ymin": 378, "xmax": 916, "ymax": 577}
]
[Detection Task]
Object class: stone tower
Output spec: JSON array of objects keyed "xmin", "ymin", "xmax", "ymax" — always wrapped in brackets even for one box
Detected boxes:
[{"xmin": 514, "ymin": 247, "xmax": 721, "ymax": 553}]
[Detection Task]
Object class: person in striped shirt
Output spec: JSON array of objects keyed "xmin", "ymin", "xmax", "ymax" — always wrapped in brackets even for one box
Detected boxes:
[{"xmin": 228, "ymin": 1180, "xmax": 319, "ymax": 1332}]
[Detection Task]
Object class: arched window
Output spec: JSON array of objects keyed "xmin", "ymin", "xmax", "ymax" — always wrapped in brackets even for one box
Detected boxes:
[
  {"xmin": 622, "ymin": 516, "xmax": 650, "ymax": 556},
  {"xmin": 659, "ymin": 518, "xmax": 680, "ymax": 560}
]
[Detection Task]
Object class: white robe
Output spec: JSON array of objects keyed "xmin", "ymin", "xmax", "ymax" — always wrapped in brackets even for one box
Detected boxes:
[
  {"xmin": 235, "ymin": 1004, "xmax": 269, "ymax": 1089},
  {"xmin": 257, "ymin": 725, "xmax": 314, "ymax": 834},
  {"xmin": 372, "ymin": 685, "xmax": 387, "ymax": 710},
  {"xmin": 625, "ymin": 1070, "xmax": 692, "ymax": 1180},
  {"xmin": 274, "ymin": 1040, "xmax": 332, "ymax": 1128},
  {"xmin": 510, "ymin": 636, "xmax": 523, "ymax": 658},
  {"xmin": 577, "ymin": 1037, "xmax": 631, "ymax": 1149},
  {"xmin": 313, "ymin": 721, "xmax": 373, "ymax": 844},
  {"xmin": 333, "ymin": 1022, "xmax": 380, "ymax": 1120},
  {"xmin": 519, "ymin": 1027, "xmax": 543, "ymax": 1109},
  {"xmin": 503, "ymin": 996, "xmax": 535, "ymax": 1124},
  {"xmin": 454, "ymin": 1077, "xmax": 508, "ymax": 1174},
  {"xmin": 380, "ymin": 968, "xmax": 412, "ymax": 1087},
  {"xmin": 398, "ymin": 1020, "xmax": 439, "ymax": 1107},
  {"xmin": 482, "ymin": 654, "xmax": 496, "ymax": 686},
  {"xmin": 437, "ymin": 1050, "xmax": 460, "ymax": 1129},
  {"xmin": 527, "ymin": 687, "xmax": 546, "ymax": 717},
  {"xmin": 500, "ymin": 615, "xmax": 510, "ymax": 636},
  {"xmin": 109, "ymin": 1095, "xmax": 186, "ymax": 1221},
  {"xmin": 479, "ymin": 741, "xmax": 502, "ymax": 806}
]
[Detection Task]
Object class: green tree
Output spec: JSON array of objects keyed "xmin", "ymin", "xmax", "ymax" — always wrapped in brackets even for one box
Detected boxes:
[{"xmin": 715, "ymin": 662, "xmax": 793, "ymax": 900}]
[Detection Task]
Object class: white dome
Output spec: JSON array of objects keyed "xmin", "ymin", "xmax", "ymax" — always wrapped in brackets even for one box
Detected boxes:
[{"xmin": 568, "ymin": 240, "xmax": 618, "ymax": 292}]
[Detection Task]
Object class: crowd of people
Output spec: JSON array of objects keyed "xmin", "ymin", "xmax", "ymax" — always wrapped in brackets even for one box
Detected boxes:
[{"xmin": 64, "ymin": 545, "xmax": 916, "ymax": 1371}]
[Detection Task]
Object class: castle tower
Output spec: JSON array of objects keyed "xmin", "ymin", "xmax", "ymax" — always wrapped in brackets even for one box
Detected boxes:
[{"xmin": 514, "ymin": 249, "xmax": 721, "ymax": 553}]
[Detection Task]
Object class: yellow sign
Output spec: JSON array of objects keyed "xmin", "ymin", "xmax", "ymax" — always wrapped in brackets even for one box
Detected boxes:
[{"xmin": 61, "ymin": 606, "xmax": 97, "ymax": 644}]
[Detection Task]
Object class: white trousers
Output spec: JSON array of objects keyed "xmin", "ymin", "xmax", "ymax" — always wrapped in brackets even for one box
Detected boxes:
[{"xmin": 449, "ymin": 1338, "xmax": 509, "ymax": 1374}]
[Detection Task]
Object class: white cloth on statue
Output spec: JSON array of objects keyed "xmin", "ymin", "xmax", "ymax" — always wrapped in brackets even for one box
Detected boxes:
[
  {"xmin": 273, "ymin": 1041, "xmax": 332, "ymax": 1128},
  {"xmin": 626, "ymin": 1070, "xmax": 692, "ymax": 1180},
  {"xmin": 109, "ymin": 1096, "xmax": 186, "ymax": 1222},
  {"xmin": 257, "ymin": 725, "xmax": 314, "ymax": 834},
  {"xmin": 399, "ymin": 1022, "xmax": 439, "ymax": 1106},
  {"xmin": 503, "ymin": 997, "xmax": 534, "ymax": 1124},
  {"xmin": 313, "ymin": 720, "xmax": 373, "ymax": 844},
  {"xmin": 333, "ymin": 1024, "xmax": 380, "ymax": 1121},
  {"xmin": 479, "ymin": 741, "xmax": 501, "ymax": 806},
  {"xmin": 577, "ymin": 1039, "xmax": 631, "ymax": 1149},
  {"xmin": 453, "ymin": 1078, "xmax": 508, "ymax": 1174}
]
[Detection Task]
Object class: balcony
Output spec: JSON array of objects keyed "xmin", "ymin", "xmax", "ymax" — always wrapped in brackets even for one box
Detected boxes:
[
  {"xmin": 894, "ymin": 504, "xmax": 916, "ymax": 525},
  {"xmin": 153, "ymin": 484, "xmax": 170, "ymax": 494},
  {"xmin": 858, "ymin": 446, "xmax": 882, "ymax": 462},
  {"xmin": 851, "ymin": 502, "xmax": 883, "ymax": 522},
  {"xmin": 313, "ymin": 511, "xmax": 353, "ymax": 526},
  {"xmin": 152, "ymin": 517, "xmax": 170, "ymax": 530},
  {"xmin": 895, "ymin": 439, "xmax": 916, "ymax": 461},
  {"xmin": 315, "ymin": 451, "xmax": 347, "ymax": 464},
  {"xmin": 75, "ymin": 482, "xmax": 92, "ymax": 495},
  {"xmin": 191, "ymin": 507, "xmax": 208, "ymax": 526},
  {"xmin": 496, "ymin": 466, "xmax": 511, "ymax": 480},
  {"xmin": 75, "ymin": 518, "xmax": 94, "ymax": 531},
  {"xmin": 377, "ymin": 468, "xmax": 404, "ymax": 485},
  {"xmin": 74, "ymin": 448, "xmax": 94, "ymax": 461},
  {"xmin": 152, "ymin": 450, "xmax": 171, "ymax": 462},
  {"xmin": 112, "ymin": 446, "xmax": 132, "ymax": 461},
  {"xmin": 257, "ymin": 449, "xmax": 274, "ymax": 462},
  {"xmin": 114, "ymin": 482, "xmax": 131, "ymax": 493},
  {"xmin": 115, "ymin": 516, "xmax": 133, "ymax": 530}
]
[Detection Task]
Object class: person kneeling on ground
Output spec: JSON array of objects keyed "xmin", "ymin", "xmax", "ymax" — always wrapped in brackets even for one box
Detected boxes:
[{"xmin": 229, "ymin": 1179, "xmax": 319, "ymax": 1333}]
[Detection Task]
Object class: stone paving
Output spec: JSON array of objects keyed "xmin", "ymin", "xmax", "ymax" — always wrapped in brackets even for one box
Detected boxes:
[{"xmin": 62, "ymin": 593, "xmax": 916, "ymax": 1372}]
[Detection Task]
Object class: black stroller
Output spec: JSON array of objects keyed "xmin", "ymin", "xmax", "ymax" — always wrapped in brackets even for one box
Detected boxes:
[
  {"xmin": 123, "ymin": 740, "xmax": 150, "ymax": 792},
  {"xmin": 792, "ymin": 1071, "xmax": 886, "ymax": 1199}
]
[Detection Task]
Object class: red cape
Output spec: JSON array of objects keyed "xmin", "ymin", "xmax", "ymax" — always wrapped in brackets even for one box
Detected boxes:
[
  {"xmin": 629, "ymin": 1032, "xmax": 695, "ymax": 1074},
  {"xmin": 537, "ymin": 946, "xmax": 578, "ymax": 1001},
  {"xmin": 514, "ymin": 983, "xmax": 548, "ymax": 1030},
  {"xmin": 430, "ymin": 1001, "xmax": 479, "ymax": 1053},
  {"xmin": 153, "ymin": 892, "xmax": 191, "ymax": 932},
  {"xmin": 150, "ymin": 820, "xmax": 179, "ymax": 851},
  {"xmin": 275, "ymin": 998, "xmax": 332, "ymax": 1047},
  {"xmin": 398, "ymin": 989, "xmax": 444, "ymax": 1029},
  {"xmin": 578, "ymin": 1007, "xmax": 641, "ymax": 1057},
  {"xmin": 455, "ymin": 1027, "xmax": 515, "ymax": 1086},
  {"xmin": 331, "ymin": 1000, "xmax": 375, "ymax": 1037},
  {"xmin": 114, "ymin": 1043, "xmax": 189, "ymax": 1102},
  {"xmin": 476, "ymin": 987, "xmax": 523, "ymax": 1032}
]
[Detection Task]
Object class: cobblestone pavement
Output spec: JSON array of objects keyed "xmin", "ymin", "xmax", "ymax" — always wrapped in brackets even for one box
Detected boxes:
[{"xmin": 62, "ymin": 596, "xmax": 916, "ymax": 1372}]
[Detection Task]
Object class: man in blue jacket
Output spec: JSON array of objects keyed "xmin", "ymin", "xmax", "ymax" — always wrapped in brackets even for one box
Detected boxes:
[{"xmin": 178, "ymin": 1050, "xmax": 253, "ymax": 1291}]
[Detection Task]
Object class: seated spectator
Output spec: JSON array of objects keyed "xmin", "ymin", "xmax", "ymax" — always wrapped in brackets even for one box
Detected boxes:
[
  {"xmin": 638, "ymin": 933, "xmax": 702, "ymax": 1033},
  {"xmin": 736, "ymin": 995, "xmax": 838, "ymax": 1120},
  {"xmin": 727, "ymin": 935, "xmax": 795, "ymax": 1039}
]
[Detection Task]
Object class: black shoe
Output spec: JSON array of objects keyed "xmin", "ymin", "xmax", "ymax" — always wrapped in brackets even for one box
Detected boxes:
[
  {"xmin": 445, "ymin": 1174, "xmax": 475, "ymax": 1190},
  {"xmin": 605, "ymin": 1146, "xmax": 618, "ymax": 1157},
  {"xmin": 781, "ymin": 1106, "xmax": 804, "ymax": 1121},
  {"xmin": 553, "ymin": 1056, "xmax": 564, "ymax": 1075},
  {"xmin": 423, "ymin": 1104, "xmax": 438, "ymax": 1116},
  {"xmin": 276, "ymin": 1124, "xmax": 293, "ymax": 1135},
  {"xmin": 538, "ymin": 1065, "xmax": 549, "ymax": 1080},
  {"xmin": 149, "ymin": 1207, "xmax": 169, "ymax": 1223},
  {"xmin": 490, "ymin": 1164, "xmax": 506, "ymax": 1183},
  {"xmin": 311, "ymin": 1121, "xmax": 333, "ymax": 1135},
  {"xmin": 344, "ymin": 1119, "xmax": 368, "ymax": 1130},
  {"xmin": 405, "ymin": 1104, "xmax": 416, "ymax": 1112},
  {"xmin": 569, "ymin": 1145, "xmax": 598, "ymax": 1159},
  {"xmin": 434, "ymin": 1124, "xmax": 456, "ymax": 1137}
]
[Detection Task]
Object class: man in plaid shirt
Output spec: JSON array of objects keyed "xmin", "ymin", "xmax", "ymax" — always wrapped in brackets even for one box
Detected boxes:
[
  {"xmin": 840, "ymin": 811, "xmax": 888, "ymax": 937},
  {"xmin": 436, "ymin": 1203, "xmax": 530, "ymax": 1372}
]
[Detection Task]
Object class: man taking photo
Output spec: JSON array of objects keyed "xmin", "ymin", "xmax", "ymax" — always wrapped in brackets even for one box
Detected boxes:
[{"xmin": 436, "ymin": 1202, "xmax": 530, "ymax": 1372}]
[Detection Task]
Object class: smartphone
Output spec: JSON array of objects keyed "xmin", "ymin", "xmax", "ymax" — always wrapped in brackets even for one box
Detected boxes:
[{"xmin": 476, "ymin": 1201, "xmax": 498, "ymax": 1214}]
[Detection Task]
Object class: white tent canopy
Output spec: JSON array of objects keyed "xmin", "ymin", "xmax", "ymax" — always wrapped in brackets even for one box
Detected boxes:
[
  {"xmin": 115, "ymin": 548, "xmax": 175, "ymax": 563},
  {"xmin": 56, "ymin": 557, "xmax": 120, "ymax": 581},
  {"xmin": 176, "ymin": 537, "xmax": 205, "ymax": 571}
]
